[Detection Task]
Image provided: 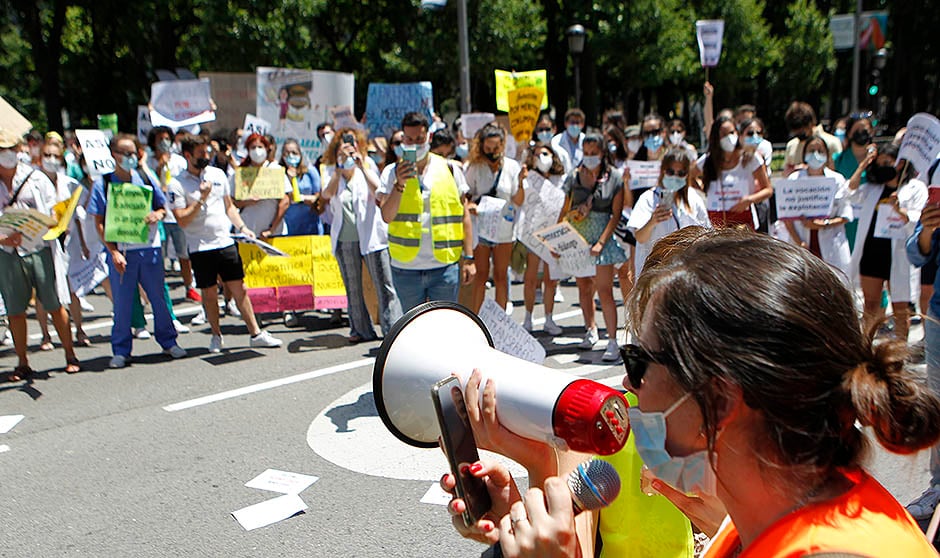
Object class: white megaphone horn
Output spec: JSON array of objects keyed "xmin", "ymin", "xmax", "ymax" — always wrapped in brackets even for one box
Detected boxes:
[{"xmin": 373, "ymin": 302, "xmax": 630, "ymax": 455}]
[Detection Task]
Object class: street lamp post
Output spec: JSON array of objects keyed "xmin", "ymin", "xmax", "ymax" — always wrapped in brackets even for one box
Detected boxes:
[{"xmin": 566, "ymin": 24, "xmax": 586, "ymax": 109}]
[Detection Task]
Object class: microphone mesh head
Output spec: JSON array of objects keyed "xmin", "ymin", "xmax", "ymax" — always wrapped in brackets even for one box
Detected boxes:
[{"xmin": 567, "ymin": 459, "xmax": 621, "ymax": 512}]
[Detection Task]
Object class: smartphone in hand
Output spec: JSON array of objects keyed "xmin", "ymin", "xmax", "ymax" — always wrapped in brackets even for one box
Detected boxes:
[
  {"xmin": 928, "ymin": 185, "xmax": 940, "ymax": 207},
  {"xmin": 432, "ymin": 376, "xmax": 492, "ymax": 528}
]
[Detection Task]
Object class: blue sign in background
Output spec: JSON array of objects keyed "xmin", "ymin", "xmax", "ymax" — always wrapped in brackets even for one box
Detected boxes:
[{"xmin": 364, "ymin": 82, "xmax": 434, "ymax": 139}]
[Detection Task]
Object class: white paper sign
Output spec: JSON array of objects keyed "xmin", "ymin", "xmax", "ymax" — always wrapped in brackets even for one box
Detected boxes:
[
  {"xmin": 75, "ymin": 129, "xmax": 116, "ymax": 177},
  {"xmin": 245, "ymin": 469, "xmax": 319, "ymax": 495},
  {"xmin": 533, "ymin": 221, "xmax": 595, "ymax": 278},
  {"xmin": 0, "ymin": 415, "xmax": 24, "ymax": 434},
  {"xmin": 136, "ymin": 105, "xmax": 153, "ymax": 145},
  {"xmin": 898, "ymin": 113, "xmax": 940, "ymax": 175},
  {"xmin": 330, "ymin": 105, "xmax": 360, "ymax": 130},
  {"xmin": 67, "ymin": 251, "xmax": 109, "ymax": 298},
  {"xmin": 420, "ymin": 483, "xmax": 454, "ymax": 506},
  {"xmin": 696, "ymin": 20, "xmax": 725, "ymax": 68},
  {"xmin": 0, "ymin": 209, "xmax": 56, "ymax": 253},
  {"xmin": 477, "ymin": 298, "xmax": 546, "ymax": 364},
  {"xmin": 231, "ymin": 493, "xmax": 307, "ymax": 531},
  {"xmin": 517, "ymin": 175, "xmax": 566, "ymax": 261},
  {"xmin": 461, "ymin": 113, "xmax": 496, "ymax": 140},
  {"xmin": 626, "ymin": 160, "xmax": 662, "ymax": 190},
  {"xmin": 773, "ymin": 177, "xmax": 839, "ymax": 220},
  {"xmin": 231, "ymin": 234, "xmax": 289, "ymax": 257},
  {"xmin": 705, "ymin": 174, "xmax": 748, "ymax": 213},
  {"xmin": 150, "ymin": 78, "xmax": 217, "ymax": 128},
  {"xmin": 873, "ymin": 203, "xmax": 908, "ymax": 239},
  {"xmin": 242, "ymin": 114, "xmax": 272, "ymax": 137},
  {"xmin": 475, "ymin": 196, "xmax": 507, "ymax": 243}
]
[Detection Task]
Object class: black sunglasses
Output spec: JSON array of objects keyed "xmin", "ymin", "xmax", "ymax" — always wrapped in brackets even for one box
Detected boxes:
[
  {"xmin": 643, "ymin": 128, "xmax": 663, "ymax": 138},
  {"xmin": 664, "ymin": 169, "xmax": 688, "ymax": 177},
  {"xmin": 620, "ymin": 343, "xmax": 674, "ymax": 389}
]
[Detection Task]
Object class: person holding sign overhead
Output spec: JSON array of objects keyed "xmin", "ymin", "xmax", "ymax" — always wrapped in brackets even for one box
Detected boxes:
[
  {"xmin": 0, "ymin": 129, "xmax": 80, "ymax": 380},
  {"xmin": 231, "ymin": 133, "xmax": 291, "ymax": 239},
  {"xmin": 464, "ymin": 124, "xmax": 524, "ymax": 313},
  {"xmin": 693, "ymin": 116, "xmax": 773, "ymax": 229},
  {"xmin": 847, "ymin": 142, "xmax": 927, "ymax": 345},
  {"xmin": 87, "ymin": 134, "xmax": 186, "ymax": 369}
]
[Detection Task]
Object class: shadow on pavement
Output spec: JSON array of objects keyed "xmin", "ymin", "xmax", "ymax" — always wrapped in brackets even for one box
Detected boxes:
[{"xmin": 325, "ymin": 391, "xmax": 378, "ymax": 432}]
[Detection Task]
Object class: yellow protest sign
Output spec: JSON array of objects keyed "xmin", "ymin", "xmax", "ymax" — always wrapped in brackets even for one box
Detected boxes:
[
  {"xmin": 508, "ymin": 88, "xmax": 545, "ymax": 143},
  {"xmin": 234, "ymin": 166, "xmax": 287, "ymax": 200},
  {"xmin": 495, "ymin": 69, "xmax": 548, "ymax": 113},
  {"xmin": 310, "ymin": 235, "xmax": 346, "ymax": 298},
  {"xmin": 43, "ymin": 186, "xmax": 84, "ymax": 240}
]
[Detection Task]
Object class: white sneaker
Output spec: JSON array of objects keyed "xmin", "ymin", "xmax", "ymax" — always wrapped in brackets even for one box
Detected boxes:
[
  {"xmin": 602, "ymin": 340, "xmax": 620, "ymax": 362},
  {"xmin": 172, "ymin": 260, "xmax": 181, "ymax": 272},
  {"xmin": 190, "ymin": 308, "xmax": 207, "ymax": 326},
  {"xmin": 173, "ymin": 319, "xmax": 190, "ymax": 334},
  {"xmin": 78, "ymin": 297, "xmax": 95, "ymax": 312},
  {"xmin": 1, "ymin": 329, "xmax": 12, "ymax": 346},
  {"xmin": 522, "ymin": 316, "xmax": 533, "ymax": 332},
  {"xmin": 226, "ymin": 299, "xmax": 242, "ymax": 318},
  {"xmin": 543, "ymin": 317, "xmax": 563, "ymax": 337},
  {"xmin": 250, "ymin": 330, "xmax": 283, "ymax": 348},
  {"xmin": 133, "ymin": 328, "xmax": 151, "ymax": 339},
  {"xmin": 505, "ymin": 301, "xmax": 514, "ymax": 316},
  {"xmin": 208, "ymin": 334, "xmax": 224, "ymax": 354},
  {"xmin": 907, "ymin": 485, "xmax": 940, "ymax": 520},
  {"xmin": 163, "ymin": 345, "xmax": 186, "ymax": 359},
  {"xmin": 109, "ymin": 354, "xmax": 130, "ymax": 369},
  {"xmin": 579, "ymin": 328, "xmax": 599, "ymax": 349},
  {"xmin": 284, "ymin": 312, "xmax": 299, "ymax": 327},
  {"xmin": 554, "ymin": 290, "xmax": 564, "ymax": 303}
]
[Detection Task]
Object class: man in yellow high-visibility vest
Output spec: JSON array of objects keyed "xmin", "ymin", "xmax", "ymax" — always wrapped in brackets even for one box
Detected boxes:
[{"xmin": 378, "ymin": 112, "xmax": 475, "ymax": 312}]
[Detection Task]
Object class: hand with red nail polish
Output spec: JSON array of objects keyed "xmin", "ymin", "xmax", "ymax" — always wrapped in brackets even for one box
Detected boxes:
[{"xmin": 438, "ymin": 459, "xmax": 522, "ymax": 546}]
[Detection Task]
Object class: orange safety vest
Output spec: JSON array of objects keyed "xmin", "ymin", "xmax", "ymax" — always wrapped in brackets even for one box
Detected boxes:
[{"xmin": 704, "ymin": 469, "xmax": 936, "ymax": 558}]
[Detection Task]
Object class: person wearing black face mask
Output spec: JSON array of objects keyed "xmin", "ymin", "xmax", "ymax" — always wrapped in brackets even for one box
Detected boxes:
[
  {"xmin": 847, "ymin": 142, "xmax": 929, "ymax": 347},
  {"xmin": 834, "ymin": 113, "xmax": 876, "ymax": 249},
  {"xmin": 464, "ymin": 123, "xmax": 524, "ymax": 313},
  {"xmin": 783, "ymin": 101, "xmax": 842, "ymax": 176}
]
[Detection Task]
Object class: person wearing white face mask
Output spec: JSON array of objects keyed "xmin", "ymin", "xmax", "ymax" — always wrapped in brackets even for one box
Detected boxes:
[
  {"xmin": 561, "ymin": 133, "xmax": 628, "ymax": 361},
  {"xmin": 666, "ymin": 118, "xmax": 698, "ymax": 160},
  {"xmin": 378, "ymin": 111, "xmax": 476, "ymax": 312},
  {"xmin": 627, "ymin": 148, "xmax": 710, "ymax": 277},
  {"xmin": 231, "ymin": 133, "xmax": 291, "ymax": 240},
  {"xmin": 692, "ymin": 116, "xmax": 773, "ymax": 229},
  {"xmin": 624, "ymin": 124, "xmax": 643, "ymax": 160},
  {"xmin": 533, "ymin": 114, "xmax": 572, "ymax": 174},
  {"xmin": 780, "ymin": 136, "xmax": 852, "ymax": 283},
  {"xmin": 551, "ymin": 108, "xmax": 585, "ymax": 169}
]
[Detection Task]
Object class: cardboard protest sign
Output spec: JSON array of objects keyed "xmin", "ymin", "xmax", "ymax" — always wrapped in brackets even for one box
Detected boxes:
[
  {"xmin": 233, "ymin": 166, "xmax": 287, "ymax": 200},
  {"xmin": 773, "ymin": 177, "xmax": 839, "ymax": 220},
  {"xmin": 256, "ymin": 67, "xmax": 354, "ymax": 162},
  {"xmin": 364, "ymin": 82, "xmax": 434, "ymax": 140},
  {"xmin": 461, "ymin": 113, "xmax": 496, "ymax": 140},
  {"xmin": 104, "ymin": 183, "xmax": 152, "ymax": 244},
  {"xmin": 43, "ymin": 185, "xmax": 84, "ymax": 240},
  {"xmin": 898, "ymin": 113, "xmax": 940, "ymax": 175},
  {"xmin": 75, "ymin": 129, "xmax": 116, "ymax": 177},
  {"xmin": 696, "ymin": 20, "xmax": 725, "ymax": 68},
  {"xmin": 494, "ymin": 70, "xmax": 548, "ymax": 112},
  {"xmin": 508, "ymin": 88, "xmax": 544, "ymax": 143},
  {"xmin": 626, "ymin": 161, "xmax": 661, "ymax": 190},
  {"xmin": 240, "ymin": 235, "xmax": 346, "ymax": 312},
  {"xmin": 150, "ymin": 78, "xmax": 216, "ymax": 128},
  {"xmin": 0, "ymin": 95, "xmax": 32, "ymax": 137},
  {"xmin": 136, "ymin": 106, "xmax": 153, "ymax": 145}
]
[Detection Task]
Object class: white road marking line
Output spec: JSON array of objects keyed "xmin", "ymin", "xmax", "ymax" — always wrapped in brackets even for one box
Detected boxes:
[
  {"xmin": 28, "ymin": 304, "xmax": 202, "ymax": 340},
  {"xmin": 531, "ymin": 309, "xmax": 582, "ymax": 326},
  {"xmin": 0, "ymin": 445, "xmax": 9, "ymax": 453},
  {"xmin": 163, "ymin": 357, "xmax": 375, "ymax": 412}
]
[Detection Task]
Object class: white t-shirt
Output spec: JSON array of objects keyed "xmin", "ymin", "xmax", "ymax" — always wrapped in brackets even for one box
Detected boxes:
[
  {"xmin": 627, "ymin": 187, "xmax": 710, "ymax": 275},
  {"xmin": 464, "ymin": 158, "xmax": 522, "ymax": 244},
  {"xmin": 378, "ymin": 156, "xmax": 470, "ymax": 270},
  {"xmin": 696, "ymin": 152, "xmax": 764, "ymax": 213},
  {"xmin": 0, "ymin": 164, "xmax": 58, "ymax": 255},
  {"xmin": 170, "ymin": 166, "xmax": 236, "ymax": 254},
  {"xmin": 148, "ymin": 153, "xmax": 188, "ymax": 224},
  {"xmin": 228, "ymin": 161, "xmax": 291, "ymax": 236}
]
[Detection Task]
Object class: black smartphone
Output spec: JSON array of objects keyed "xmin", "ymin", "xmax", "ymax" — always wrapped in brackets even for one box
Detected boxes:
[
  {"xmin": 342, "ymin": 133, "xmax": 356, "ymax": 145},
  {"xmin": 431, "ymin": 376, "xmax": 492, "ymax": 527}
]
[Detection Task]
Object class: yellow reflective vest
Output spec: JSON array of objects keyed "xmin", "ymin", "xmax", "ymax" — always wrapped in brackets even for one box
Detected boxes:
[{"xmin": 388, "ymin": 153, "xmax": 464, "ymax": 264}]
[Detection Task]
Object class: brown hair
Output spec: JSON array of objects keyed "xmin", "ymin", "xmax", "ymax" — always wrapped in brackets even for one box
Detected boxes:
[
  {"xmin": 468, "ymin": 123, "xmax": 505, "ymax": 166},
  {"xmin": 321, "ymin": 127, "xmax": 369, "ymax": 166},
  {"xmin": 659, "ymin": 147, "xmax": 693, "ymax": 211},
  {"xmin": 629, "ymin": 229, "xmax": 940, "ymax": 486},
  {"xmin": 525, "ymin": 141, "xmax": 565, "ymax": 176}
]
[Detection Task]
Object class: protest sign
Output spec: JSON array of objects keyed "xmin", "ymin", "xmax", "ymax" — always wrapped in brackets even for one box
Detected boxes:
[
  {"xmin": 508, "ymin": 87, "xmax": 544, "ymax": 143},
  {"xmin": 705, "ymin": 176, "xmax": 748, "ymax": 213},
  {"xmin": 233, "ymin": 166, "xmax": 287, "ymax": 200},
  {"xmin": 461, "ymin": 113, "xmax": 496, "ymax": 140},
  {"xmin": 43, "ymin": 185, "xmax": 84, "ymax": 240},
  {"xmin": 475, "ymin": 196, "xmax": 507, "ymax": 243},
  {"xmin": 68, "ymin": 251, "xmax": 109, "ymax": 297},
  {"xmin": 97, "ymin": 114, "xmax": 118, "ymax": 136},
  {"xmin": 364, "ymin": 82, "xmax": 434, "ymax": 140},
  {"xmin": 873, "ymin": 203, "xmax": 908, "ymax": 239},
  {"xmin": 256, "ymin": 67, "xmax": 354, "ymax": 162},
  {"xmin": 0, "ymin": 208, "xmax": 57, "ymax": 252},
  {"xmin": 243, "ymin": 114, "xmax": 272, "ymax": 137},
  {"xmin": 150, "ymin": 78, "xmax": 216, "ymax": 128},
  {"xmin": 477, "ymin": 299, "xmax": 546, "ymax": 365},
  {"xmin": 0, "ymin": 95, "xmax": 32, "ymax": 137},
  {"xmin": 136, "ymin": 106, "xmax": 152, "ymax": 145},
  {"xmin": 533, "ymin": 221, "xmax": 595, "ymax": 278},
  {"xmin": 625, "ymin": 161, "xmax": 662, "ymax": 190},
  {"xmin": 517, "ymin": 175, "xmax": 566, "ymax": 260},
  {"xmin": 104, "ymin": 183, "xmax": 153, "ymax": 244},
  {"xmin": 696, "ymin": 20, "xmax": 725, "ymax": 68},
  {"xmin": 201, "ymin": 72, "xmax": 256, "ymax": 132},
  {"xmin": 75, "ymin": 129, "xmax": 115, "ymax": 177},
  {"xmin": 240, "ymin": 235, "xmax": 346, "ymax": 312},
  {"xmin": 898, "ymin": 113, "xmax": 940, "ymax": 175},
  {"xmin": 773, "ymin": 177, "xmax": 839, "ymax": 220},
  {"xmin": 232, "ymin": 233, "xmax": 288, "ymax": 257},
  {"xmin": 494, "ymin": 70, "xmax": 548, "ymax": 113},
  {"xmin": 330, "ymin": 105, "xmax": 360, "ymax": 130}
]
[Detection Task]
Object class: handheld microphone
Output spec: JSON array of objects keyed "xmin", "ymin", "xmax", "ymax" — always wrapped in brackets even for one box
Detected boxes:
[
  {"xmin": 483, "ymin": 459, "xmax": 621, "ymax": 558},
  {"xmin": 374, "ymin": 302, "xmax": 630, "ymax": 456}
]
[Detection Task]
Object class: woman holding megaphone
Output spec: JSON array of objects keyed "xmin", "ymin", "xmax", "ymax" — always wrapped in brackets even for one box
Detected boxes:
[{"xmin": 442, "ymin": 227, "xmax": 940, "ymax": 557}]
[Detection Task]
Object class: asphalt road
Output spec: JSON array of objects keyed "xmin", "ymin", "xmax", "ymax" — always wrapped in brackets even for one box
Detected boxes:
[{"xmin": 0, "ymin": 276, "xmax": 931, "ymax": 557}]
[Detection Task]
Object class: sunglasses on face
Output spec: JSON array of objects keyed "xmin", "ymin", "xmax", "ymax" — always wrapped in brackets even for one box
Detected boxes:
[
  {"xmin": 643, "ymin": 128, "xmax": 663, "ymax": 138},
  {"xmin": 745, "ymin": 130, "xmax": 763, "ymax": 137},
  {"xmin": 620, "ymin": 343, "xmax": 674, "ymax": 389},
  {"xmin": 664, "ymin": 169, "xmax": 688, "ymax": 177}
]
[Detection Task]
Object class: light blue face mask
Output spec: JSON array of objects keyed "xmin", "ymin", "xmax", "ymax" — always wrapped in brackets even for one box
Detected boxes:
[
  {"xmin": 455, "ymin": 143, "xmax": 469, "ymax": 159},
  {"xmin": 567, "ymin": 124, "xmax": 582, "ymax": 138},
  {"xmin": 341, "ymin": 156, "xmax": 356, "ymax": 170},
  {"xmin": 393, "ymin": 145, "xmax": 404, "ymax": 159},
  {"xmin": 834, "ymin": 129, "xmax": 846, "ymax": 143},
  {"xmin": 582, "ymin": 155, "xmax": 601, "ymax": 169},
  {"xmin": 744, "ymin": 134, "xmax": 763, "ymax": 146},
  {"xmin": 537, "ymin": 131, "xmax": 554, "ymax": 144},
  {"xmin": 119, "ymin": 154, "xmax": 138, "ymax": 172},
  {"xmin": 285, "ymin": 154, "xmax": 301, "ymax": 168},
  {"xmin": 627, "ymin": 392, "xmax": 718, "ymax": 497},
  {"xmin": 644, "ymin": 134, "xmax": 664, "ymax": 152},
  {"xmin": 804, "ymin": 150, "xmax": 827, "ymax": 170},
  {"xmin": 661, "ymin": 175, "xmax": 686, "ymax": 192}
]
